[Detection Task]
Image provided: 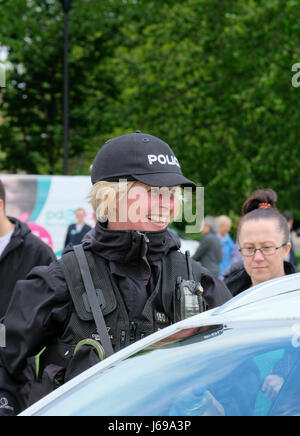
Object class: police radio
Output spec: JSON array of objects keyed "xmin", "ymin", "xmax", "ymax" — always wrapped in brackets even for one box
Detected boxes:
[{"xmin": 174, "ymin": 251, "xmax": 207, "ymax": 321}]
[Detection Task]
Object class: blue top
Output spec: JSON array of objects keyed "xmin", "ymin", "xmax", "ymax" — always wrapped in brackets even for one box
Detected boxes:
[{"xmin": 218, "ymin": 233, "xmax": 235, "ymax": 277}]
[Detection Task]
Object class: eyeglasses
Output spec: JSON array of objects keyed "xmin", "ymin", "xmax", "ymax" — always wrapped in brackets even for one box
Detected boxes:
[{"xmin": 239, "ymin": 243, "xmax": 288, "ymax": 257}]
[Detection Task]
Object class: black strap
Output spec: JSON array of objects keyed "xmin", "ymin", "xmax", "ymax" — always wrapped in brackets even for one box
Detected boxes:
[
  {"xmin": 185, "ymin": 250, "xmax": 194, "ymax": 280},
  {"xmin": 73, "ymin": 245, "xmax": 114, "ymax": 357}
]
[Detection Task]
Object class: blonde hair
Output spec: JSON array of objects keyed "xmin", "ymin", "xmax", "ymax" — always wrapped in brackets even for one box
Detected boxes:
[
  {"xmin": 216, "ymin": 215, "xmax": 232, "ymax": 228},
  {"xmin": 89, "ymin": 181, "xmax": 183, "ymax": 224}
]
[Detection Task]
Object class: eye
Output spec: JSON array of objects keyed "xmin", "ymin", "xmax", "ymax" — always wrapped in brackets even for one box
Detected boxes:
[
  {"xmin": 241, "ymin": 246, "xmax": 255, "ymax": 255},
  {"xmin": 261, "ymin": 246, "xmax": 274, "ymax": 253},
  {"xmin": 149, "ymin": 187, "xmax": 160, "ymax": 196},
  {"xmin": 169, "ymin": 188, "xmax": 176, "ymax": 197}
]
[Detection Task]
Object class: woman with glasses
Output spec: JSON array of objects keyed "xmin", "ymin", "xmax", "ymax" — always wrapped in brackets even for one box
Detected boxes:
[{"xmin": 224, "ymin": 189, "xmax": 299, "ymax": 296}]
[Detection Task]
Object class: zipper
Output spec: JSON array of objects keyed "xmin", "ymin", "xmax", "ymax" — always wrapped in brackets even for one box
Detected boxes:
[
  {"xmin": 120, "ymin": 330, "xmax": 126, "ymax": 346},
  {"xmin": 130, "ymin": 321, "xmax": 137, "ymax": 343},
  {"xmin": 136, "ymin": 231, "xmax": 150, "ymax": 244},
  {"xmin": 135, "ymin": 231, "xmax": 150, "ymax": 275},
  {"xmin": 143, "ymin": 234, "xmax": 150, "ymax": 243}
]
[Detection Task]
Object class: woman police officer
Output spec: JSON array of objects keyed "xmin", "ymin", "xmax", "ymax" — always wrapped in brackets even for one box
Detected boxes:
[{"xmin": 0, "ymin": 132, "xmax": 231, "ymax": 415}]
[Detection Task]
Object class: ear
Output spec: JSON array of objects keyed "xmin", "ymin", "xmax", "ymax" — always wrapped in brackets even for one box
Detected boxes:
[
  {"xmin": 0, "ymin": 198, "xmax": 4, "ymax": 212},
  {"xmin": 285, "ymin": 242, "xmax": 292, "ymax": 256}
]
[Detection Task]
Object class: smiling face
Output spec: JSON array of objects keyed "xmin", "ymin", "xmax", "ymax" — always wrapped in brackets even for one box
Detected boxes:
[
  {"xmin": 239, "ymin": 218, "xmax": 291, "ymax": 286},
  {"xmin": 107, "ymin": 182, "xmax": 178, "ymax": 232}
]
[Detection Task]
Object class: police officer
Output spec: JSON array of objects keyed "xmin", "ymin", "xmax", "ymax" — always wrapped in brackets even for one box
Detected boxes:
[{"xmin": 0, "ymin": 132, "xmax": 232, "ymax": 415}]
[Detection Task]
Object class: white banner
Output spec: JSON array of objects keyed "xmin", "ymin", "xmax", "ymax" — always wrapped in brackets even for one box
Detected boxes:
[{"xmin": 1, "ymin": 175, "xmax": 95, "ymax": 257}]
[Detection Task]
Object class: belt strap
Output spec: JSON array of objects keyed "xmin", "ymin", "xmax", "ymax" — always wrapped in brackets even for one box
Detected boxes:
[{"xmin": 73, "ymin": 245, "xmax": 114, "ymax": 357}]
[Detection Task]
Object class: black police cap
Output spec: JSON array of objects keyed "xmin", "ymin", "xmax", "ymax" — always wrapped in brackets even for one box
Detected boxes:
[{"xmin": 91, "ymin": 131, "xmax": 196, "ymax": 188}]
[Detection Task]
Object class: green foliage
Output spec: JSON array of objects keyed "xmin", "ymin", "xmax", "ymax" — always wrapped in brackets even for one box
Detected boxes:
[
  {"xmin": 0, "ymin": 0, "xmax": 123, "ymax": 173},
  {"xmin": 1, "ymin": 0, "xmax": 300, "ymax": 219},
  {"xmin": 296, "ymin": 250, "xmax": 300, "ymax": 268}
]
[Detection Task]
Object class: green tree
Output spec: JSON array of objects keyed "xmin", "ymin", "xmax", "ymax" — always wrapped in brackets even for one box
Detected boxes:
[
  {"xmin": 0, "ymin": 0, "xmax": 126, "ymax": 174},
  {"xmin": 1, "ymin": 0, "xmax": 300, "ymax": 220},
  {"xmin": 105, "ymin": 0, "xmax": 300, "ymax": 218}
]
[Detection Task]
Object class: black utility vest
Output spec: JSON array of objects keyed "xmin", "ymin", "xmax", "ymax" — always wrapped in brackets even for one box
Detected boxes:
[
  {"xmin": 22, "ymin": 248, "xmax": 205, "ymax": 409},
  {"xmin": 58, "ymin": 248, "xmax": 199, "ymax": 352}
]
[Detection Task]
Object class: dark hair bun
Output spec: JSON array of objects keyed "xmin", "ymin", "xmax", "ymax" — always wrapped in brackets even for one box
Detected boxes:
[{"xmin": 242, "ymin": 189, "xmax": 278, "ymax": 215}]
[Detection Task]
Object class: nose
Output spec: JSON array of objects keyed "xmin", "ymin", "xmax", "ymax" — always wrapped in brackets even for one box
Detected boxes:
[
  {"xmin": 151, "ymin": 189, "xmax": 173, "ymax": 207},
  {"xmin": 253, "ymin": 248, "xmax": 265, "ymax": 261}
]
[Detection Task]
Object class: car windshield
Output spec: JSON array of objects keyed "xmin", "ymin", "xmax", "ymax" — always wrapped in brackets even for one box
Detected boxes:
[{"xmin": 37, "ymin": 321, "xmax": 300, "ymax": 416}]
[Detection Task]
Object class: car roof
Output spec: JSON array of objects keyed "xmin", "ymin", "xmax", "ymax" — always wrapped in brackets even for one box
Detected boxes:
[
  {"xmin": 213, "ymin": 272, "xmax": 300, "ymax": 318},
  {"xmin": 20, "ymin": 272, "xmax": 300, "ymax": 416}
]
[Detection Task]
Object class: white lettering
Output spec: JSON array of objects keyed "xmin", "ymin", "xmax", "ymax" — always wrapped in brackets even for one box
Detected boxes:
[
  {"xmin": 147, "ymin": 154, "xmax": 181, "ymax": 168},
  {"xmin": 108, "ymin": 420, "xmax": 143, "ymax": 434},
  {"xmin": 0, "ymin": 323, "xmax": 5, "ymax": 348},
  {"xmin": 174, "ymin": 156, "xmax": 180, "ymax": 167},
  {"xmin": 158, "ymin": 154, "xmax": 167, "ymax": 164},
  {"xmin": 182, "ymin": 186, "xmax": 204, "ymax": 234},
  {"xmin": 0, "ymin": 397, "xmax": 13, "ymax": 411},
  {"xmin": 292, "ymin": 63, "xmax": 300, "ymax": 88},
  {"xmin": 166, "ymin": 155, "xmax": 173, "ymax": 165},
  {"xmin": 291, "ymin": 323, "xmax": 300, "ymax": 348},
  {"xmin": 0, "ymin": 64, "xmax": 5, "ymax": 88},
  {"xmin": 148, "ymin": 155, "xmax": 157, "ymax": 165}
]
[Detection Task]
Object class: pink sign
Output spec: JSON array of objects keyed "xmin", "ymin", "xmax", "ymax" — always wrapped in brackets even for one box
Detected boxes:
[{"xmin": 26, "ymin": 222, "xmax": 54, "ymax": 250}]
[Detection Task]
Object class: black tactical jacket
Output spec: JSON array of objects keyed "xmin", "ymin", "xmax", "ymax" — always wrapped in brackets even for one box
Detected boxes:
[
  {"xmin": 224, "ymin": 260, "xmax": 300, "ymax": 297},
  {"xmin": 0, "ymin": 217, "xmax": 55, "ymax": 318},
  {"xmin": 0, "ymin": 222, "xmax": 232, "ymax": 415}
]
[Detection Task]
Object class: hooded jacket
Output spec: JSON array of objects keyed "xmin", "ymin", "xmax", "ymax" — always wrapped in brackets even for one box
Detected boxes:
[
  {"xmin": 0, "ymin": 217, "xmax": 56, "ymax": 318},
  {"xmin": 224, "ymin": 260, "xmax": 300, "ymax": 297},
  {"xmin": 0, "ymin": 222, "xmax": 232, "ymax": 414},
  {"xmin": 82, "ymin": 222, "xmax": 185, "ymax": 319}
]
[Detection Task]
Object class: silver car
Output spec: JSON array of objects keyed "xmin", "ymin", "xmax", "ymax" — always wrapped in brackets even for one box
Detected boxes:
[{"xmin": 20, "ymin": 273, "xmax": 300, "ymax": 416}]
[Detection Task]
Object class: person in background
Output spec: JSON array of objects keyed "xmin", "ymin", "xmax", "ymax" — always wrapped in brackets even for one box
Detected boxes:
[
  {"xmin": 216, "ymin": 215, "xmax": 235, "ymax": 278},
  {"xmin": 224, "ymin": 189, "xmax": 299, "ymax": 297},
  {"xmin": 282, "ymin": 211, "xmax": 297, "ymax": 268},
  {"xmin": 2, "ymin": 177, "xmax": 37, "ymax": 221},
  {"xmin": 193, "ymin": 216, "xmax": 222, "ymax": 277},
  {"xmin": 0, "ymin": 180, "xmax": 56, "ymax": 318},
  {"xmin": 64, "ymin": 208, "xmax": 92, "ymax": 248}
]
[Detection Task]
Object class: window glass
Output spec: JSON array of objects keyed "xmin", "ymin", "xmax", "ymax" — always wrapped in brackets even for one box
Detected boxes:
[{"xmin": 38, "ymin": 322, "xmax": 300, "ymax": 416}]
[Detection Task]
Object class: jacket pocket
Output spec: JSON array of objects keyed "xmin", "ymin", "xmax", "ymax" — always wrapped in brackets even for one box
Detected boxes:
[{"xmin": 26, "ymin": 364, "xmax": 65, "ymax": 408}]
